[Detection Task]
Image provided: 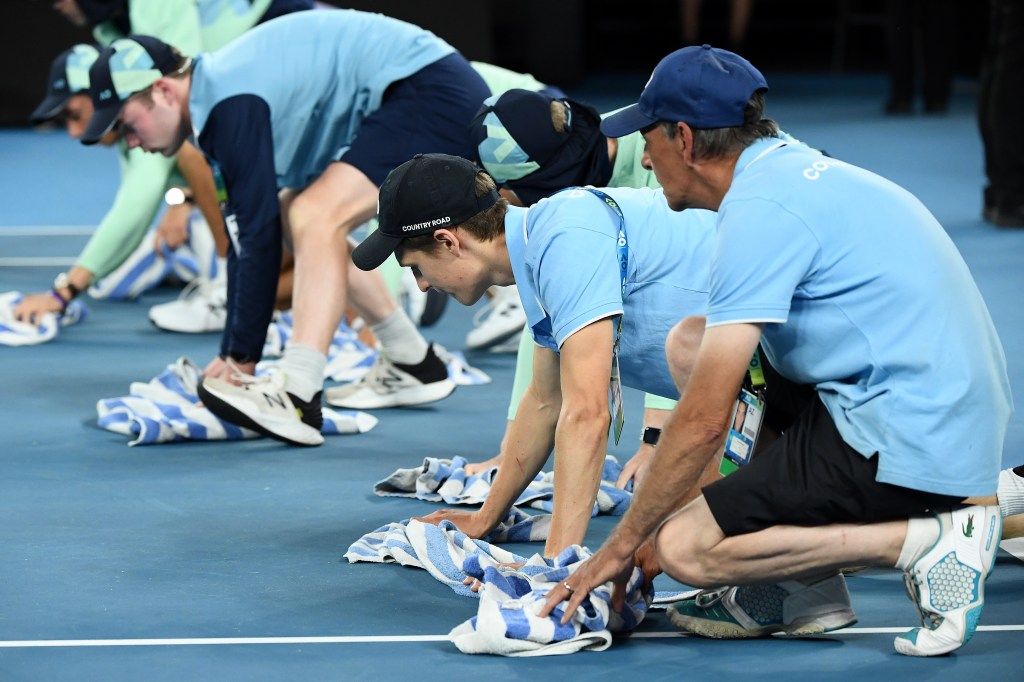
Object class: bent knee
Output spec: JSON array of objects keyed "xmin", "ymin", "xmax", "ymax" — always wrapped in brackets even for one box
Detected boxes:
[{"xmin": 654, "ymin": 502, "xmax": 723, "ymax": 587}]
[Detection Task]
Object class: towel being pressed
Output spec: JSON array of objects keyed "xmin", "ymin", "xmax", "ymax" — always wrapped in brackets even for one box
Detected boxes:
[
  {"xmin": 0, "ymin": 291, "xmax": 88, "ymax": 346},
  {"xmin": 374, "ymin": 455, "xmax": 632, "ymax": 516},
  {"xmin": 97, "ymin": 357, "xmax": 377, "ymax": 445}
]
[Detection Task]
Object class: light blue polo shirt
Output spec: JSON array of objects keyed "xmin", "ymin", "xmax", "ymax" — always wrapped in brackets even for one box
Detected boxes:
[
  {"xmin": 505, "ymin": 187, "xmax": 716, "ymax": 400},
  {"xmin": 706, "ymin": 137, "xmax": 1012, "ymax": 497},
  {"xmin": 189, "ymin": 10, "xmax": 454, "ymax": 188}
]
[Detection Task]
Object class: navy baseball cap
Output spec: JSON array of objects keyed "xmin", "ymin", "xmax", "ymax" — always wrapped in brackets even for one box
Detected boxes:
[
  {"xmin": 31, "ymin": 44, "xmax": 101, "ymax": 124},
  {"xmin": 601, "ymin": 45, "xmax": 768, "ymax": 138},
  {"xmin": 352, "ymin": 154, "xmax": 499, "ymax": 272},
  {"xmin": 82, "ymin": 35, "xmax": 187, "ymax": 145}
]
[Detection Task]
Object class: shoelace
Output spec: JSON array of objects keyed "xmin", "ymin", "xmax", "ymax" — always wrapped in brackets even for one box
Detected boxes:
[
  {"xmin": 902, "ymin": 571, "xmax": 943, "ymax": 629},
  {"xmin": 693, "ymin": 586, "xmax": 730, "ymax": 608},
  {"xmin": 175, "ymin": 277, "xmax": 226, "ymax": 303}
]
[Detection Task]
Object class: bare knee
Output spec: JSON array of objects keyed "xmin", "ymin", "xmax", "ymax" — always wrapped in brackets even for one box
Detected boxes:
[{"xmin": 666, "ymin": 315, "xmax": 705, "ymax": 392}]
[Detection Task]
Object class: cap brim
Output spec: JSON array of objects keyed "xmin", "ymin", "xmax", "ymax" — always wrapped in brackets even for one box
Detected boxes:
[
  {"xmin": 352, "ymin": 229, "xmax": 405, "ymax": 272},
  {"xmin": 30, "ymin": 93, "xmax": 70, "ymax": 124},
  {"xmin": 599, "ymin": 103, "xmax": 657, "ymax": 139},
  {"xmin": 80, "ymin": 100, "xmax": 121, "ymax": 145}
]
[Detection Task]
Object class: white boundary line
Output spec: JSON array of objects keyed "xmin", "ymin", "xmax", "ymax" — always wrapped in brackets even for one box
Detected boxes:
[
  {"xmin": 1, "ymin": 626, "xmax": 1022, "ymax": 648},
  {"xmin": 0, "ymin": 257, "xmax": 78, "ymax": 267},
  {"xmin": 0, "ymin": 226, "xmax": 95, "ymax": 236}
]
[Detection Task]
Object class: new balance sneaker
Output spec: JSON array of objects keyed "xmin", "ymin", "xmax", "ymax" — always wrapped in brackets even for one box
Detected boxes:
[
  {"xmin": 894, "ymin": 504, "xmax": 1002, "ymax": 656},
  {"xmin": 149, "ymin": 277, "xmax": 227, "ymax": 333},
  {"xmin": 198, "ymin": 372, "xmax": 324, "ymax": 446},
  {"xmin": 466, "ymin": 285, "xmax": 526, "ymax": 351},
  {"xmin": 667, "ymin": 573, "xmax": 858, "ymax": 638},
  {"xmin": 323, "ymin": 344, "xmax": 455, "ymax": 409}
]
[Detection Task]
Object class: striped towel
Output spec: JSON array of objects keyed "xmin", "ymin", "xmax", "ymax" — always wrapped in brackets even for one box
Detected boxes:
[
  {"xmin": 89, "ymin": 213, "xmax": 217, "ymax": 300},
  {"xmin": 97, "ymin": 357, "xmax": 378, "ymax": 445},
  {"xmin": 0, "ymin": 291, "xmax": 88, "ymax": 346},
  {"xmin": 345, "ymin": 516, "xmax": 653, "ymax": 655},
  {"xmin": 262, "ymin": 311, "xmax": 491, "ymax": 386},
  {"xmin": 374, "ymin": 455, "xmax": 632, "ymax": 516}
]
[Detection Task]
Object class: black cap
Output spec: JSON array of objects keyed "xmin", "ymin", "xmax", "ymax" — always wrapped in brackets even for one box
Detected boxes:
[
  {"xmin": 352, "ymin": 154, "xmax": 499, "ymax": 271},
  {"xmin": 31, "ymin": 45, "xmax": 101, "ymax": 124},
  {"xmin": 82, "ymin": 35, "xmax": 184, "ymax": 145}
]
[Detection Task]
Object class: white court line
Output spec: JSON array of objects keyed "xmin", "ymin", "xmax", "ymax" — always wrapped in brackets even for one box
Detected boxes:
[
  {"xmin": 2, "ymin": 626, "xmax": 1022, "ymax": 648},
  {"xmin": 0, "ymin": 257, "xmax": 78, "ymax": 267},
  {"xmin": 0, "ymin": 226, "xmax": 95, "ymax": 236}
]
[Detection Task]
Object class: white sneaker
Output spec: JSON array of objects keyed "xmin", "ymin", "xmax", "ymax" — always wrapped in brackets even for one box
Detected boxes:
[
  {"xmin": 466, "ymin": 285, "xmax": 526, "ymax": 351},
  {"xmin": 149, "ymin": 277, "xmax": 227, "ymax": 333},
  {"xmin": 667, "ymin": 573, "xmax": 858, "ymax": 638},
  {"xmin": 324, "ymin": 344, "xmax": 456, "ymax": 409},
  {"xmin": 895, "ymin": 504, "xmax": 1002, "ymax": 656},
  {"xmin": 998, "ymin": 466, "xmax": 1024, "ymax": 518},
  {"xmin": 198, "ymin": 371, "xmax": 324, "ymax": 446}
]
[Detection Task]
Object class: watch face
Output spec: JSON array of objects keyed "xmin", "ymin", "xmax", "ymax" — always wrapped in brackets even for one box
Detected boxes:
[
  {"xmin": 165, "ymin": 187, "xmax": 187, "ymax": 206},
  {"xmin": 54, "ymin": 272, "xmax": 69, "ymax": 290}
]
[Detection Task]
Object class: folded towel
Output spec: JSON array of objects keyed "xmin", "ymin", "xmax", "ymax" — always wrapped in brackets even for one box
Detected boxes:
[
  {"xmin": 0, "ymin": 291, "xmax": 88, "ymax": 346},
  {"xmin": 97, "ymin": 357, "xmax": 378, "ymax": 445},
  {"xmin": 375, "ymin": 455, "xmax": 632, "ymax": 516}
]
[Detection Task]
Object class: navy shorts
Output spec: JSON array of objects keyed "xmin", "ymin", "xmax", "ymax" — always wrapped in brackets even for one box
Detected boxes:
[
  {"xmin": 340, "ymin": 53, "xmax": 490, "ymax": 187},
  {"xmin": 703, "ymin": 354, "xmax": 964, "ymax": 536}
]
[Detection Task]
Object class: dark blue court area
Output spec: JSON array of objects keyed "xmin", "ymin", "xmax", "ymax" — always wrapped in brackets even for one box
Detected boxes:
[{"xmin": 1, "ymin": 74, "xmax": 1022, "ymax": 681}]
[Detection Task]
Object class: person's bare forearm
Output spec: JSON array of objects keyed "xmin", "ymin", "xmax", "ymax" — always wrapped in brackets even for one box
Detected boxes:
[
  {"xmin": 176, "ymin": 141, "xmax": 228, "ymax": 257},
  {"xmin": 476, "ymin": 381, "xmax": 560, "ymax": 530},
  {"xmin": 547, "ymin": 408, "xmax": 610, "ymax": 556}
]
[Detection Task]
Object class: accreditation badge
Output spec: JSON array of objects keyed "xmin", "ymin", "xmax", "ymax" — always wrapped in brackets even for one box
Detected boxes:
[
  {"xmin": 720, "ymin": 388, "xmax": 765, "ymax": 476},
  {"xmin": 608, "ymin": 348, "xmax": 625, "ymax": 445}
]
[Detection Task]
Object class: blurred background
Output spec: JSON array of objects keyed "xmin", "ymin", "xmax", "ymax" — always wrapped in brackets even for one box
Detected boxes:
[{"xmin": 0, "ymin": 0, "xmax": 989, "ymax": 126}]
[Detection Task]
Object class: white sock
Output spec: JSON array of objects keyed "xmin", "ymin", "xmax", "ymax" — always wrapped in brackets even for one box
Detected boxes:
[
  {"xmin": 998, "ymin": 467, "xmax": 1024, "ymax": 517},
  {"xmin": 895, "ymin": 515, "xmax": 941, "ymax": 571},
  {"xmin": 370, "ymin": 308, "xmax": 428, "ymax": 365},
  {"xmin": 281, "ymin": 343, "xmax": 326, "ymax": 402}
]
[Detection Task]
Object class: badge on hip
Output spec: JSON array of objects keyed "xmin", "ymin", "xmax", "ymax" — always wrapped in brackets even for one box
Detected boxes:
[
  {"xmin": 720, "ymin": 349, "xmax": 767, "ymax": 476},
  {"xmin": 608, "ymin": 348, "xmax": 625, "ymax": 445}
]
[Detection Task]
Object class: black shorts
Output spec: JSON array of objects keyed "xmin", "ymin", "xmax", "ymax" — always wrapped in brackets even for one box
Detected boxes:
[
  {"xmin": 339, "ymin": 53, "xmax": 490, "ymax": 187},
  {"xmin": 703, "ymin": 354, "xmax": 964, "ymax": 536}
]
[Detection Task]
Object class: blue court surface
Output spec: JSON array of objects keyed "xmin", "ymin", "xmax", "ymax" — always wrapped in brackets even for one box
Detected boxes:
[{"xmin": 1, "ymin": 74, "xmax": 1022, "ymax": 681}]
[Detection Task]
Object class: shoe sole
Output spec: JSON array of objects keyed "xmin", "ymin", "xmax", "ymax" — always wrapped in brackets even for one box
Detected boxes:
[
  {"xmin": 197, "ymin": 380, "xmax": 324, "ymax": 446},
  {"xmin": 466, "ymin": 324, "xmax": 525, "ymax": 351},
  {"xmin": 418, "ymin": 290, "xmax": 449, "ymax": 328},
  {"xmin": 324, "ymin": 378, "xmax": 456, "ymax": 410},
  {"xmin": 666, "ymin": 607, "xmax": 857, "ymax": 639}
]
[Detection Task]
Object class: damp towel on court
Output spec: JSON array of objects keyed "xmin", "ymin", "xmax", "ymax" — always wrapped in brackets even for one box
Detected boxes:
[
  {"xmin": 345, "ymin": 516, "xmax": 652, "ymax": 655},
  {"xmin": 262, "ymin": 310, "xmax": 491, "ymax": 386},
  {"xmin": 345, "ymin": 509, "xmax": 551, "ymax": 596},
  {"xmin": 374, "ymin": 455, "xmax": 632, "ymax": 516},
  {"xmin": 0, "ymin": 291, "xmax": 88, "ymax": 346},
  {"xmin": 450, "ymin": 545, "xmax": 651, "ymax": 656},
  {"xmin": 97, "ymin": 356, "xmax": 378, "ymax": 445}
]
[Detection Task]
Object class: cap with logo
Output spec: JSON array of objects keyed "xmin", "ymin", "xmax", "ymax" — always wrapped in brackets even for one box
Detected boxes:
[
  {"xmin": 81, "ymin": 35, "xmax": 186, "ymax": 145},
  {"xmin": 351, "ymin": 154, "xmax": 499, "ymax": 272},
  {"xmin": 600, "ymin": 44, "xmax": 768, "ymax": 138},
  {"xmin": 31, "ymin": 44, "xmax": 102, "ymax": 124}
]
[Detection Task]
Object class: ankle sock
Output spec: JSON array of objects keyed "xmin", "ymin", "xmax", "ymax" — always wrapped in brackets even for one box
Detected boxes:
[
  {"xmin": 998, "ymin": 466, "xmax": 1024, "ymax": 517},
  {"xmin": 896, "ymin": 515, "xmax": 941, "ymax": 571},
  {"xmin": 393, "ymin": 344, "xmax": 448, "ymax": 383},
  {"xmin": 371, "ymin": 308, "xmax": 428, "ymax": 365},
  {"xmin": 281, "ymin": 343, "xmax": 326, "ymax": 402}
]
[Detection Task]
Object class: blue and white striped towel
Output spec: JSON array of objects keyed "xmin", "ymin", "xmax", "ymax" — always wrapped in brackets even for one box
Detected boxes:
[
  {"xmin": 0, "ymin": 291, "xmax": 88, "ymax": 346},
  {"xmin": 374, "ymin": 455, "xmax": 632, "ymax": 516},
  {"xmin": 97, "ymin": 357, "xmax": 378, "ymax": 445},
  {"xmin": 450, "ymin": 545, "xmax": 651, "ymax": 656},
  {"xmin": 345, "ymin": 516, "xmax": 653, "ymax": 655},
  {"xmin": 262, "ymin": 311, "xmax": 491, "ymax": 386}
]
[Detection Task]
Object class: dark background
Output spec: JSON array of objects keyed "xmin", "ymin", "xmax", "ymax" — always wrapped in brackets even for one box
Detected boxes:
[{"xmin": 0, "ymin": 0, "xmax": 989, "ymax": 126}]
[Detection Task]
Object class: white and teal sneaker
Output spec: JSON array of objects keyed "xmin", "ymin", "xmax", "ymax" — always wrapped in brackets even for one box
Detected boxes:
[
  {"xmin": 667, "ymin": 572, "xmax": 857, "ymax": 638},
  {"xmin": 895, "ymin": 504, "xmax": 1002, "ymax": 656}
]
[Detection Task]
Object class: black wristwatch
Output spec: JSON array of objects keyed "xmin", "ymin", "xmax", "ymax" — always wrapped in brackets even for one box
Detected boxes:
[
  {"xmin": 641, "ymin": 426, "xmax": 662, "ymax": 446},
  {"xmin": 53, "ymin": 272, "xmax": 82, "ymax": 299}
]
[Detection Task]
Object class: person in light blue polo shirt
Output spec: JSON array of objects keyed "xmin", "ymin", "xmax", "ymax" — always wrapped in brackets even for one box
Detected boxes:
[
  {"xmin": 81, "ymin": 10, "xmax": 491, "ymax": 446},
  {"xmin": 351, "ymin": 154, "xmax": 717, "ymax": 560},
  {"xmin": 542, "ymin": 45, "xmax": 1012, "ymax": 659}
]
